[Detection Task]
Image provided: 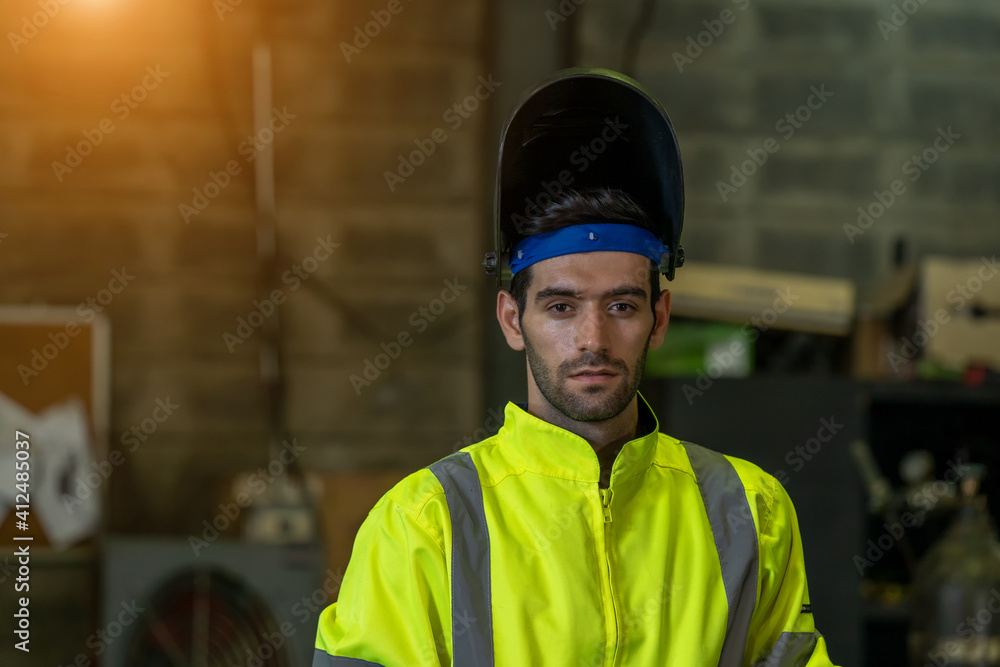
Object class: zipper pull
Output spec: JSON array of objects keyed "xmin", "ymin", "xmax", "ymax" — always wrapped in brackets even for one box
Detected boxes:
[{"xmin": 600, "ymin": 488, "xmax": 613, "ymax": 523}]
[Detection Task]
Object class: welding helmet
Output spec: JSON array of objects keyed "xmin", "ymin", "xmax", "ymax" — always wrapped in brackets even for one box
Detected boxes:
[{"xmin": 483, "ymin": 67, "xmax": 685, "ymax": 288}]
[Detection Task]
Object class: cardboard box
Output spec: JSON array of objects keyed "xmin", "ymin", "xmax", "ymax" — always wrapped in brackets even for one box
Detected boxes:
[
  {"xmin": 662, "ymin": 261, "xmax": 856, "ymax": 336},
  {"xmin": 851, "ymin": 255, "xmax": 1000, "ymax": 378},
  {"xmin": 918, "ymin": 256, "xmax": 1000, "ymax": 371},
  {"xmin": 851, "ymin": 264, "xmax": 918, "ymax": 379}
]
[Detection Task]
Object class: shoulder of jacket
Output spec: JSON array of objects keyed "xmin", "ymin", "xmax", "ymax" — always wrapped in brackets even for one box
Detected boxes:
[
  {"xmin": 376, "ymin": 465, "xmax": 445, "ymax": 516},
  {"xmin": 362, "ymin": 465, "xmax": 451, "ymax": 553},
  {"xmin": 676, "ymin": 439, "xmax": 789, "ymax": 536},
  {"xmin": 724, "ymin": 452, "xmax": 780, "ymax": 500},
  {"xmin": 664, "ymin": 436, "xmax": 781, "ymax": 510},
  {"xmin": 371, "ymin": 436, "xmax": 504, "ymax": 525},
  {"xmin": 650, "ymin": 432, "xmax": 698, "ymax": 478}
]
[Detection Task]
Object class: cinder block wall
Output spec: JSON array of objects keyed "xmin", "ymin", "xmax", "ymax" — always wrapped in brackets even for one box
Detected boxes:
[
  {"xmin": 0, "ymin": 0, "xmax": 488, "ymax": 533},
  {"xmin": 577, "ymin": 0, "xmax": 1000, "ymax": 298}
]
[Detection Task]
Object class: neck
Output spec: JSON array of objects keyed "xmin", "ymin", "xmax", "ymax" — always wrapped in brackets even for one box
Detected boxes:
[{"xmin": 527, "ymin": 391, "xmax": 639, "ymax": 454}]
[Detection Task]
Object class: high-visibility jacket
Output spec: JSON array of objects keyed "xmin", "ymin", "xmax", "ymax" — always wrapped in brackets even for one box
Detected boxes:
[{"xmin": 313, "ymin": 393, "xmax": 839, "ymax": 666}]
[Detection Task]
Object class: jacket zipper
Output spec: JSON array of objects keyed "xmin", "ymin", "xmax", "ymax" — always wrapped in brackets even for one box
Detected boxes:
[{"xmin": 600, "ymin": 487, "xmax": 620, "ymax": 666}]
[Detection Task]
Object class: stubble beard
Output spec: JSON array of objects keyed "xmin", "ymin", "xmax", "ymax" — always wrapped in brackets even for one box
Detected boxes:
[{"xmin": 523, "ymin": 327, "xmax": 652, "ymax": 423}]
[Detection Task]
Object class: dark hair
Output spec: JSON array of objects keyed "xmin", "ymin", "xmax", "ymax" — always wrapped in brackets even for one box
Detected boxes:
[{"xmin": 509, "ymin": 188, "xmax": 662, "ymax": 316}]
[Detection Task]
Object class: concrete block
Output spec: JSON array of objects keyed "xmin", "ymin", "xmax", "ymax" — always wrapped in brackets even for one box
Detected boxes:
[
  {"xmin": 755, "ymin": 77, "xmax": 872, "ymax": 138},
  {"xmin": 273, "ymin": 47, "xmax": 473, "ymax": 121},
  {"xmin": 911, "ymin": 11, "xmax": 1000, "ymax": 53},
  {"xmin": 757, "ymin": 4, "xmax": 878, "ymax": 50},
  {"xmin": 759, "ymin": 147, "xmax": 877, "ymax": 199},
  {"xmin": 112, "ymin": 362, "xmax": 266, "ymax": 435},
  {"xmin": 641, "ymin": 68, "xmax": 756, "ymax": 132},
  {"xmin": 910, "ymin": 81, "xmax": 1000, "ymax": 144},
  {"xmin": 334, "ymin": 0, "xmax": 484, "ymax": 50},
  {"xmin": 110, "ymin": 279, "xmax": 261, "ymax": 358},
  {"xmin": 953, "ymin": 157, "xmax": 1000, "ymax": 205},
  {"xmin": 680, "ymin": 141, "xmax": 730, "ymax": 197},
  {"xmin": 673, "ymin": 217, "xmax": 757, "ymax": 266},
  {"xmin": 757, "ymin": 222, "xmax": 879, "ymax": 284},
  {"xmin": 274, "ymin": 124, "xmax": 478, "ymax": 202},
  {"xmin": 286, "ymin": 362, "xmax": 480, "ymax": 435}
]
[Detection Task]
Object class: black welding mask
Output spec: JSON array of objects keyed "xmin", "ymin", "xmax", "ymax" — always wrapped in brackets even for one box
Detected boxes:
[{"xmin": 484, "ymin": 67, "xmax": 685, "ymax": 288}]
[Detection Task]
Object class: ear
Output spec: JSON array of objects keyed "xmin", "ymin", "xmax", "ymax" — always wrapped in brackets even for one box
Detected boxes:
[
  {"xmin": 648, "ymin": 288, "xmax": 671, "ymax": 350},
  {"xmin": 496, "ymin": 290, "xmax": 526, "ymax": 351}
]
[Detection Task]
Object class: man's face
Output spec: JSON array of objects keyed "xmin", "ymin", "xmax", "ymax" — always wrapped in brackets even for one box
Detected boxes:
[{"xmin": 498, "ymin": 251, "xmax": 670, "ymax": 424}]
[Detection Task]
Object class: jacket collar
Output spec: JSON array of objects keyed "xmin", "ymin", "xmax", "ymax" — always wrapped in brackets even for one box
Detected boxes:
[{"xmin": 497, "ymin": 391, "xmax": 661, "ymax": 484}]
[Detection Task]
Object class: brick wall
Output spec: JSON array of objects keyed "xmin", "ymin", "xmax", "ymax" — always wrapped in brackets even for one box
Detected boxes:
[
  {"xmin": 577, "ymin": 0, "xmax": 1000, "ymax": 298},
  {"xmin": 0, "ymin": 0, "xmax": 488, "ymax": 533}
]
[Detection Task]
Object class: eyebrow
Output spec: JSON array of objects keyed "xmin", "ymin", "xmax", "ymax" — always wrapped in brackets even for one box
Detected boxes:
[{"xmin": 533, "ymin": 285, "xmax": 649, "ymax": 304}]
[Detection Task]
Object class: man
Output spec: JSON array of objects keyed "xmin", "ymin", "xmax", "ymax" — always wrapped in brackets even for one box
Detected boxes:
[{"xmin": 313, "ymin": 69, "xmax": 838, "ymax": 666}]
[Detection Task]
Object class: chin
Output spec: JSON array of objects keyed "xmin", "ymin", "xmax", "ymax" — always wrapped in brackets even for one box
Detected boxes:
[{"xmin": 559, "ymin": 382, "xmax": 633, "ymax": 420}]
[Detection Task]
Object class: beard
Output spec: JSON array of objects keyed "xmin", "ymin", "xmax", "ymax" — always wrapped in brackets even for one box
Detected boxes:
[{"xmin": 523, "ymin": 328, "xmax": 652, "ymax": 423}]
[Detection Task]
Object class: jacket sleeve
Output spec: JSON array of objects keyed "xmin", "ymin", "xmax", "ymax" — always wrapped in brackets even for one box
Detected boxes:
[
  {"xmin": 313, "ymin": 492, "xmax": 452, "ymax": 667},
  {"xmin": 744, "ymin": 476, "xmax": 840, "ymax": 667}
]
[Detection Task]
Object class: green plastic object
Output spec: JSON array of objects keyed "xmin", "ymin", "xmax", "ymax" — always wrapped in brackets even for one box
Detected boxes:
[{"xmin": 644, "ymin": 321, "xmax": 754, "ymax": 378}]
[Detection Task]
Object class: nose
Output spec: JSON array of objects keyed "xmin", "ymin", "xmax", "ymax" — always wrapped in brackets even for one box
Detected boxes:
[{"xmin": 574, "ymin": 304, "xmax": 610, "ymax": 354}]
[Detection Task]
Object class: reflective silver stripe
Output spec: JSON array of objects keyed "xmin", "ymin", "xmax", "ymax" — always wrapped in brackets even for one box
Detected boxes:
[
  {"xmin": 430, "ymin": 452, "xmax": 495, "ymax": 666},
  {"xmin": 751, "ymin": 631, "xmax": 820, "ymax": 666},
  {"xmin": 311, "ymin": 648, "xmax": 386, "ymax": 666},
  {"xmin": 683, "ymin": 442, "xmax": 759, "ymax": 667}
]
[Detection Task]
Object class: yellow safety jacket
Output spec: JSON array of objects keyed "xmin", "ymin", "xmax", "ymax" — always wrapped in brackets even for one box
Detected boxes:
[{"xmin": 313, "ymin": 393, "xmax": 839, "ymax": 666}]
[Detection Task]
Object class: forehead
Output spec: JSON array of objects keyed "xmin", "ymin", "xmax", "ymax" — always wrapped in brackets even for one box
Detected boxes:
[{"xmin": 527, "ymin": 251, "xmax": 651, "ymax": 292}]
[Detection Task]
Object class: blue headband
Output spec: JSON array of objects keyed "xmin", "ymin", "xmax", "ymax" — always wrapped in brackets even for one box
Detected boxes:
[{"xmin": 509, "ymin": 223, "xmax": 670, "ymax": 276}]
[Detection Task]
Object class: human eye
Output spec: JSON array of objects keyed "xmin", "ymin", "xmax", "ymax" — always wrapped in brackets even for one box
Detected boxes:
[
  {"xmin": 549, "ymin": 303, "xmax": 573, "ymax": 314},
  {"xmin": 610, "ymin": 302, "xmax": 637, "ymax": 313}
]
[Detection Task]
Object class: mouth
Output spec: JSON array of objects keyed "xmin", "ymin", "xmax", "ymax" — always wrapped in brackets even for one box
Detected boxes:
[{"xmin": 568, "ymin": 368, "xmax": 618, "ymax": 384}]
